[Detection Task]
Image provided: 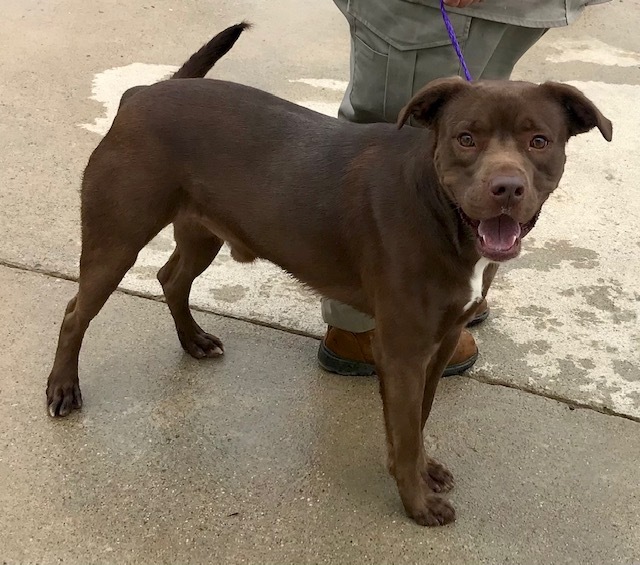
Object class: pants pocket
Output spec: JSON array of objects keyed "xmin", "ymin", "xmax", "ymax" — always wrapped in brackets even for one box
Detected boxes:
[
  {"xmin": 345, "ymin": 0, "xmax": 470, "ymax": 123},
  {"xmin": 348, "ymin": 19, "xmax": 391, "ymax": 123}
]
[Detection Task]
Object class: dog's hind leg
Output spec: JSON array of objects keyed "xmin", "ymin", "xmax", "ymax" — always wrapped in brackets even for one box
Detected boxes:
[
  {"xmin": 157, "ymin": 218, "xmax": 225, "ymax": 359},
  {"xmin": 46, "ymin": 159, "xmax": 175, "ymax": 417}
]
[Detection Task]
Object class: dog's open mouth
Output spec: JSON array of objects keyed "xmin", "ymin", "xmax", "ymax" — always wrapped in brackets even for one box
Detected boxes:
[{"xmin": 458, "ymin": 210, "xmax": 539, "ymax": 262}]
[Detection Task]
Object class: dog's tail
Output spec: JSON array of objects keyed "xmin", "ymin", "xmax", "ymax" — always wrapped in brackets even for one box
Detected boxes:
[
  {"xmin": 117, "ymin": 23, "xmax": 249, "ymax": 111},
  {"xmin": 171, "ymin": 21, "xmax": 251, "ymax": 79}
]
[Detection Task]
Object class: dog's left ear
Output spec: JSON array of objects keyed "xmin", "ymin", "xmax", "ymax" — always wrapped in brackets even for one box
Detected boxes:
[
  {"xmin": 397, "ymin": 77, "xmax": 470, "ymax": 129},
  {"xmin": 541, "ymin": 82, "xmax": 613, "ymax": 142}
]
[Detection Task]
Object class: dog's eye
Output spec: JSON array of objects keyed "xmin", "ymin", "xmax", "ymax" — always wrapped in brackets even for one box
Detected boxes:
[
  {"xmin": 457, "ymin": 133, "xmax": 475, "ymax": 148},
  {"xmin": 530, "ymin": 136, "xmax": 549, "ymax": 149}
]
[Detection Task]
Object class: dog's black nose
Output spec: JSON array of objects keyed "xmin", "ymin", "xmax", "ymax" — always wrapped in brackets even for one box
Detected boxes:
[{"xmin": 489, "ymin": 176, "xmax": 526, "ymax": 203}]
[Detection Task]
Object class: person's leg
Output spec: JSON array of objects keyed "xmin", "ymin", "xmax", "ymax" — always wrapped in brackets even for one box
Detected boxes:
[
  {"xmin": 477, "ymin": 25, "xmax": 548, "ymax": 80},
  {"xmin": 321, "ymin": 299, "xmax": 376, "ymax": 333},
  {"xmin": 322, "ymin": 1, "xmax": 473, "ymax": 358},
  {"xmin": 320, "ymin": 1, "xmax": 546, "ymax": 376}
]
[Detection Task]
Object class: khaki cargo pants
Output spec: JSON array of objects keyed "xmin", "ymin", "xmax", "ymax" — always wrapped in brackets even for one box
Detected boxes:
[{"xmin": 322, "ymin": 0, "xmax": 547, "ymax": 333}]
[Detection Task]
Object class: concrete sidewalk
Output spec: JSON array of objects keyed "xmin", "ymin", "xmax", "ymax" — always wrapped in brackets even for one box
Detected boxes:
[
  {"xmin": 2, "ymin": 0, "xmax": 639, "ymax": 421},
  {"xmin": 1, "ymin": 266, "xmax": 639, "ymax": 564},
  {"xmin": 1, "ymin": 0, "xmax": 640, "ymax": 562}
]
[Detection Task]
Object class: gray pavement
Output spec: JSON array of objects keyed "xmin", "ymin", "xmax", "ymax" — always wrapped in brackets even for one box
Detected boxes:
[
  {"xmin": 2, "ymin": 267, "xmax": 639, "ymax": 564},
  {"xmin": 1, "ymin": 0, "xmax": 640, "ymax": 562},
  {"xmin": 2, "ymin": 0, "xmax": 639, "ymax": 419}
]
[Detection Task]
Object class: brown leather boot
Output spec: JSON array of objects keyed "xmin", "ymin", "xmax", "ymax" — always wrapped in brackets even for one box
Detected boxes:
[
  {"xmin": 466, "ymin": 298, "xmax": 489, "ymax": 326},
  {"xmin": 317, "ymin": 299, "xmax": 487, "ymax": 377}
]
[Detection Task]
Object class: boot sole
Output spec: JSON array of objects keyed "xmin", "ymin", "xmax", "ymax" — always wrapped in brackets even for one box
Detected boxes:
[
  {"xmin": 318, "ymin": 343, "xmax": 479, "ymax": 378},
  {"xmin": 317, "ymin": 341, "xmax": 376, "ymax": 376},
  {"xmin": 441, "ymin": 350, "xmax": 478, "ymax": 377},
  {"xmin": 466, "ymin": 306, "xmax": 490, "ymax": 327}
]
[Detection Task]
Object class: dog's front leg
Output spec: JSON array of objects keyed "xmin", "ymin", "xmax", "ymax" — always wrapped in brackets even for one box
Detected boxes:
[
  {"xmin": 373, "ymin": 322, "xmax": 455, "ymax": 527},
  {"xmin": 418, "ymin": 329, "xmax": 462, "ymax": 495}
]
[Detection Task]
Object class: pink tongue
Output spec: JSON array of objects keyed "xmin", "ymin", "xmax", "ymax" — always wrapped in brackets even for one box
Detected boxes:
[{"xmin": 478, "ymin": 215, "xmax": 521, "ymax": 251}]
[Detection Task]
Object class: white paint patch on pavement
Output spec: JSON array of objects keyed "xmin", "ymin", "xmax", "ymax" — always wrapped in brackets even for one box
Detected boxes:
[
  {"xmin": 80, "ymin": 67, "xmax": 640, "ymax": 418},
  {"xmin": 290, "ymin": 78, "xmax": 349, "ymax": 91},
  {"xmin": 79, "ymin": 65, "xmax": 342, "ymax": 133},
  {"xmin": 547, "ymin": 38, "xmax": 640, "ymax": 67},
  {"xmin": 299, "ymin": 101, "xmax": 341, "ymax": 117},
  {"xmin": 289, "ymin": 78, "xmax": 343, "ymax": 116},
  {"xmin": 79, "ymin": 63, "xmax": 177, "ymax": 135}
]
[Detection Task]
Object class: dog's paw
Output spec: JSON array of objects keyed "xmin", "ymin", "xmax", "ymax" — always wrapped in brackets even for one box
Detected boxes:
[
  {"xmin": 46, "ymin": 375, "xmax": 83, "ymax": 417},
  {"xmin": 408, "ymin": 493, "xmax": 456, "ymax": 527},
  {"xmin": 421, "ymin": 457, "xmax": 455, "ymax": 493},
  {"xmin": 179, "ymin": 328, "xmax": 224, "ymax": 359}
]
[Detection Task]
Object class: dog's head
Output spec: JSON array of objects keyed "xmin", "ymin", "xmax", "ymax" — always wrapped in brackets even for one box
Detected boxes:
[{"xmin": 397, "ymin": 78, "xmax": 612, "ymax": 262}]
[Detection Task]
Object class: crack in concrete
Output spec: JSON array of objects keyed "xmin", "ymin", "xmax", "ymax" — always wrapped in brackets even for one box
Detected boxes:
[{"xmin": 3, "ymin": 257, "xmax": 639, "ymax": 425}]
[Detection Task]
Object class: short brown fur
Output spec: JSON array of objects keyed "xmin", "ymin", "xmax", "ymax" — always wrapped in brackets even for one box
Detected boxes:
[{"xmin": 46, "ymin": 25, "xmax": 612, "ymax": 526}]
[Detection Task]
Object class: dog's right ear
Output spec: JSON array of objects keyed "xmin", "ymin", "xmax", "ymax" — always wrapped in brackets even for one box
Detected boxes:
[{"xmin": 396, "ymin": 77, "xmax": 470, "ymax": 129}]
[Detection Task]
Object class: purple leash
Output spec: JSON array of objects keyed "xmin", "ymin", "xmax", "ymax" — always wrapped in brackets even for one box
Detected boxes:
[{"xmin": 439, "ymin": 0, "xmax": 473, "ymax": 82}]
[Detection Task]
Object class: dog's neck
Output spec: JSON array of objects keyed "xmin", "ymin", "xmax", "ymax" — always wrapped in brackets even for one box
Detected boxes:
[{"xmin": 410, "ymin": 133, "xmax": 480, "ymax": 267}]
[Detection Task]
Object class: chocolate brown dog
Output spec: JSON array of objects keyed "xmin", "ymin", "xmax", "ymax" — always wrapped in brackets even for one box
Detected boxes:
[{"xmin": 46, "ymin": 24, "xmax": 612, "ymax": 526}]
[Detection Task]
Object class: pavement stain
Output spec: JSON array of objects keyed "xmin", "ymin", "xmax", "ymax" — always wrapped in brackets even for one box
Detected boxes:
[
  {"xmin": 515, "ymin": 239, "xmax": 600, "ymax": 271},
  {"xmin": 577, "ymin": 357, "xmax": 596, "ymax": 370},
  {"xmin": 514, "ymin": 305, "xmax": 565, "ymax": 330},
  {"xmin": 604, "ymin": 170, "xmax": 622, "ymax": 184},
  {"xmin": 613, "ymin": 309, "xmax": 637, "ymax": 324},
  {"xmin": 556, "ymin": 357, "xmax": 590, "ymax": 383},
  {"xmin": 516, "ymin": 304, "xmax": 553, "ymax": 317},
  {"xmin": 525, "ymin": 339, "xmax": 553, "ymax": 355},
  {"xmin": 257, "ymin": 276, "xmax": 319, "ymax": 304},
  {"xmin": 572, "ymin": 308, "xmax": 600, "ymax": 327},
  {"xmin": 209, "ymin": 284, "xmax": 248, "ymax": 303},
  {"xmin": 479, "ymin": 254, "xmax": 640, "ymax": 417},
  {"xmin": 477, "ymin": 318, "xmax": 640, "ymax": 417},
  {"xmin": 595, "ymin": 342, "xmax": 619, "ymax": 354},
  {"xmin": 574, "ymin": 282, "xmax": 635, "ymax": 318},
  {"xmin": 613, "ymin": 359, "xmax": 637, "ymax": 383}
]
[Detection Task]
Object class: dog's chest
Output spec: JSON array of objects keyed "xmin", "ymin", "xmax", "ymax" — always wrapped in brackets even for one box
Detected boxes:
[{"xmin": 463, "ymin": 257, "xmax": 491, "ymax": 312}]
